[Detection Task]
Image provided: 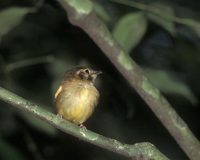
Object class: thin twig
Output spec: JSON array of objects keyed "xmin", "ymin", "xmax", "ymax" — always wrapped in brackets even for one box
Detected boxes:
[
  {"xmin": 56, "ymin": 0, "xmax": 200, "ymax": 159},
  {"xmin": 5, "ymin": 55, "xmax": 54, "ymax": 73},
  {"xmin": 110, "ymin": 0, "xmax": 200, "ymax": 36},
  {"xmin": 110, "ymin": 0, "xmax": 198, "ymax": 25},
  {"xmin": 0, "ymin": 86, "xmax": 168, "ymax": 160}
]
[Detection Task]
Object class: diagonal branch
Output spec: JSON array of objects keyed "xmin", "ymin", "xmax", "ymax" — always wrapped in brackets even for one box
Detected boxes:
[
  {"xmin": 57, "ymin": 0, "xmax": 200, "ymax": 160},
  {"xmin": 0, "ymin": 86, "xmax": 168, "ymax": 160}
]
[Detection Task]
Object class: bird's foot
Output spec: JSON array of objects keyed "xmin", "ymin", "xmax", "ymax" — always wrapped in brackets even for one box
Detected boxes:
[
  {"xmin": 56, "ymin": 114, "xmax": 63, "ymax": 119},
  {"xmin": 79, "ymin": 124, "xmax": 87, "ymax": 131}
]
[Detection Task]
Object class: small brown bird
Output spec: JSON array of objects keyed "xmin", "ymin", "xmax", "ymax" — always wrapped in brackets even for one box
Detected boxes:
[{"xmin": 54, "ymin": 67, "xmax": 101, "ymax": 125}]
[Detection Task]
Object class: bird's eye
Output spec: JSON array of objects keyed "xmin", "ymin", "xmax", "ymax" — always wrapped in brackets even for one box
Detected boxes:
[{"xmin": 84, "ymin": 69, "xmax": 90, "ymax": 74}]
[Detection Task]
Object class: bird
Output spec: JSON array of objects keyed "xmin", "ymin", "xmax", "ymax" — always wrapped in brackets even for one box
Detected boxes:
[{"xmin": 54, "ymin": 67, "xmax": 102, "ymax": 125}]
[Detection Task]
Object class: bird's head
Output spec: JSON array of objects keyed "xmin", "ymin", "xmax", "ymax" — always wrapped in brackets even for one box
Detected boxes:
[{"xmin": 66, "ymin": 67, "xmax": 102, "ymax": 83}]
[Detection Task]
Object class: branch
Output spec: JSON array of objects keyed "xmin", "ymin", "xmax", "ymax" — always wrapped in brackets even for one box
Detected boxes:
[
  {"xmin": 56, "ymin": 0, "xmax": 200, "ymax": 159},
  {"xmin": 0, "ymin": 86, "xmax": 168, "ymax": 160}
]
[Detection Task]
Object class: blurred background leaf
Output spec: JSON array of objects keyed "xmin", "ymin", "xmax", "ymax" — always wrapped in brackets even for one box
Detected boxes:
[
  {"xmin": 113, "ymin": 12, "xmax": 147, "ymax": 53},
  {"xmin": 0, "ymin": 7, "xmax": 32, "ymax": 38},
  {"xmin": 144, "ymin": 68, "xmax": 198, "ymax": 105},
  {"xmin": 186, "ymin": 20, "xmax": 200, "ymax": 38},
  {"xmin": 94, "ymin": 2, "xmax": 111, "ymax": 23},
  {"xmin": 111, "ymin": 0, "xmax": 200, "ymax": 38},
  {"xmin": 0, "ymin": 138, "xmax": 25, "ymax": 160},
  {"xmin": 146, "ymin": 2, "xmax": 175, "ymax": 35}
]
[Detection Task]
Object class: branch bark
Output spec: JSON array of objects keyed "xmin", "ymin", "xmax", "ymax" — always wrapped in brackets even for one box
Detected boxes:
[
  {"xmin": 57, "ymin": 0, "xmax": 200, "ymax": 159},
  {"xmin": 0, "ymin": 86, "xmax": 168, "ymax": 160}
]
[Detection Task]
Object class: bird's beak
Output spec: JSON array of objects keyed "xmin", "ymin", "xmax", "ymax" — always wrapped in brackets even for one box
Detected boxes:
[
  {"xmin": 90, "ymin": 70, "xmax": 102, "ymax": 82},
  {"xmin": 94, "ymin": 70, "xmax": 102, "ymax": 76}
]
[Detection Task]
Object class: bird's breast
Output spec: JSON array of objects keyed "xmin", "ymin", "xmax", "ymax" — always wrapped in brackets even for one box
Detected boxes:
[{"xmin": 55, "ymin": 81, "xmax": 99, "ymax": 124}]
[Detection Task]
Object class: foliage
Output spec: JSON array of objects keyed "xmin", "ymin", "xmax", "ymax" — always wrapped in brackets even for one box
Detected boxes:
[
  {"xmin": 0, "ymin": 7, "xmax": 33, "ymax": 38},
  {"xmin": 0, "ymin": 0, "xmax": 200, "ymax": 159},
  {"xmin": 113, "ymin": 12, "xmax": 147, "ymax": 53}
]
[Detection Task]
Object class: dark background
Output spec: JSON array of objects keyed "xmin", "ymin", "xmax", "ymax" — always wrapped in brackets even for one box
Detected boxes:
[{"xmin": 0, "ymin": 0, "xmax": 200, "ymax": 159}]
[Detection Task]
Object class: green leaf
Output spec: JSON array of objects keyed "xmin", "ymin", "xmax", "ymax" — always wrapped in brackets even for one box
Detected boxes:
[
  {"xmin": 144, "ymin": 68, "xmax": 198, "ymax": 105},
  {"xmin": 0, "ymin": 7, "xmax": 32, "ymax": 37},
  {"xmin": 113, "ymin": 12, "xmax": 147, "ymax": 53},
  {"xmin": 147, "ymin": 3, "xmax": 175, "ymax": 35},
  {"xmin": 94, "ymin": 2, "xmax": 110, "ymax": 22},
  {"xmin": 0, "ymin": 138, "xmax": 25, "ymax": 160},
  {"xmin": 186, "ymin": 20, "xmax": 200, "ymax": 38}
]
